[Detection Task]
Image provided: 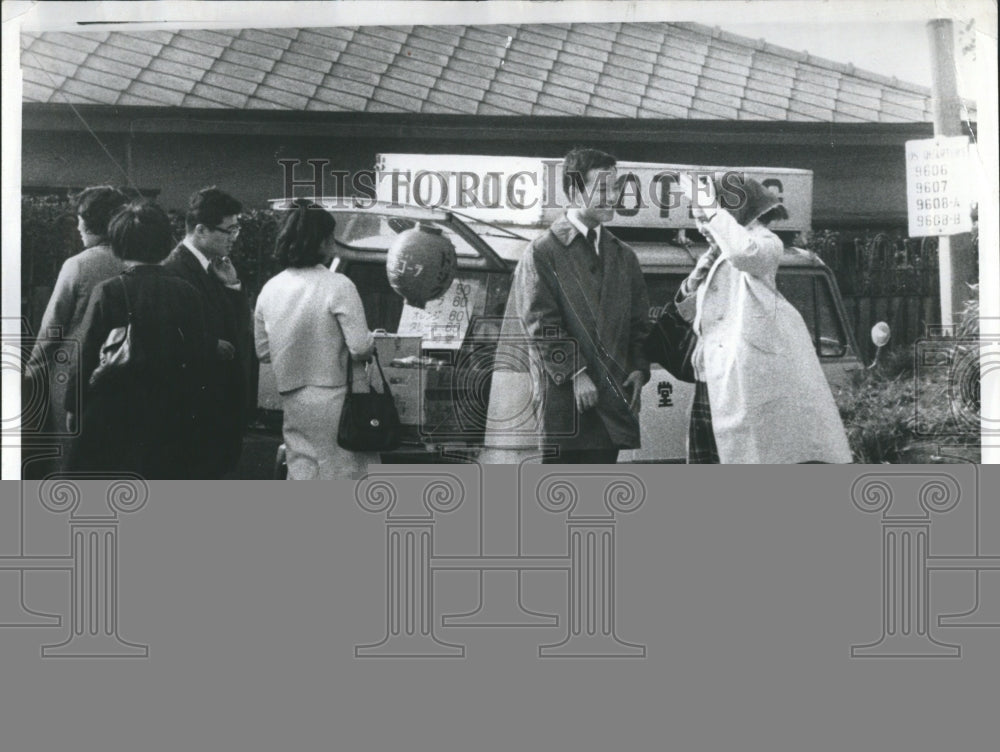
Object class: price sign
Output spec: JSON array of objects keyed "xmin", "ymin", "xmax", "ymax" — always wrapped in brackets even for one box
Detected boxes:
[
  {"xmin": 397, "ymin": 277, "xmax": 487, "ymax": 349},
  {"xmin": 906, "ymin": 136, "xmax": 972, "ymax": 237}
]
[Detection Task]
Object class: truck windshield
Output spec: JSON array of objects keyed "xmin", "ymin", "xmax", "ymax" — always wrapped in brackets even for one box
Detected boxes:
[
  {"xmin": 344, "ymin": 262, "xmax": 512, "ymax": 345},
  {"xmin": 644, "ymin": 271, "xmax": 849, "ymax": 359},
  {"xmin": 776, "ymin": 272, "xmax": 849, "ymax": 358},
  {"xmin": 334, "ymin": 212, "xmax": 483, "ymax": 257}
]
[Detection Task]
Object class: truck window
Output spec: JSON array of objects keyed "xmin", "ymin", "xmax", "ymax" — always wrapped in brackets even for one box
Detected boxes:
[
  {"xmin": 335, "ymin": 211, "xmax": 514, "ymax": 340},
  {"xmin": 815, "ymin": 277, "xmax": 848, "ymax": 358},
  {"xmin": 343, "ymin": 262, "xmax": 511, "ymax": 338},
  {"xmin": 644, "ymin": 271, "xmax": 847, "ymax": 359},
  {"xmin": 335, "ymin": 213, "xmax": 482, "ymax": 257},
  {"xmin": 346, "ymin": 263, "xmax": 404, "ymax": 332},
  {"xmin": 776, "ymin": 272, "xmax": 848, "ymax": 358}
]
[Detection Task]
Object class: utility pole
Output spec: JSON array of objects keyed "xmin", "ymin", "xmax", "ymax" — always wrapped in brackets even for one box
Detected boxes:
[{"xmin": 927, "ymin": 18, "xmax": 976, "ymax": 327}]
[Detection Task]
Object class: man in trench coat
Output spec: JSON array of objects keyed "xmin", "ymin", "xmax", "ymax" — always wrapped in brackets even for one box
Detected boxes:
[{"xmin": 505, "ymin": 148, "xmax": 651, "ymax": 463}]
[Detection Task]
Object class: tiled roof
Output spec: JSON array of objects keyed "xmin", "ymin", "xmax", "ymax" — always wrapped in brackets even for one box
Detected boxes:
[{"xmin": 20, "ymin": 22, "xmax": 976, "ymax": 123}]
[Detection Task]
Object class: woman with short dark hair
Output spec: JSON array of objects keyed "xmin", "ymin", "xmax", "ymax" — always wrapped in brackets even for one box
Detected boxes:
[
  {"xmin": 66, "ymin": 202, "xmax": 212, "ymax": 477},
  {"xmin": 107, "ymin": 198, "xmax": 176, "ymax": 262},
  {"xmin": 273, "ymin": 199, "xmax": 338, "ymax": 268},
  {"xmin": 254, "ymin": 199, "xmax": 376, "ymax": 479}
]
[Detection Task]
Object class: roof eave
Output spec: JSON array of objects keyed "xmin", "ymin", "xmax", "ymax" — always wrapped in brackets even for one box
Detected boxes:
[{"xmin": 22, "ymin": 103, "xmax": 975, "ymax": 145}]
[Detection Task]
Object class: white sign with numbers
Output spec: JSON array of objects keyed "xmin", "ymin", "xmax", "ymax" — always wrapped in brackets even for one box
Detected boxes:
[
  {"xmin": 397, "ymin": 277, "xmax": 487, "ymax": 349},
  {"xmin": 906, "ymin": 136, "xmax": 972, "ymax": 237}
]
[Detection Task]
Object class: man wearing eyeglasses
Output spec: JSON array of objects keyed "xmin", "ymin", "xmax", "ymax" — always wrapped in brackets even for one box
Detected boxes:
[{"xmin": 163, "ymin": 187, "xmax": 251, "ymax": 478}]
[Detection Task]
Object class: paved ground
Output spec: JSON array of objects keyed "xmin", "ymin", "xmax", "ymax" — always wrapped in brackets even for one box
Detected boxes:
[
  {"xmin": 229, "ymin": 429, "xmax": 283, "ymax": 479},
  {"xmin": 231, "ymin": 428, "xmax": 444, "ymax": 478},
  {"xmin": 26, "ymin": 430, "xmax": 979, "ymax": 478}
]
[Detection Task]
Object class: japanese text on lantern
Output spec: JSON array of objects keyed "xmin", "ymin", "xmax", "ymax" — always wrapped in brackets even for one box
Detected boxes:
[{"xmin": 906, "ymin": 136, "xmax": 973, "ymax": 237}]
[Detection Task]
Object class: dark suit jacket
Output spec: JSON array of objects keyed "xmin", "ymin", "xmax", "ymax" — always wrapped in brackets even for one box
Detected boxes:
[
  {"xmin": 162, "ymin": 244, "xmax": 252, "ymax": 477},
  {"xmin": 66, "ymin": 265, "xmax": 212, "ymax": 478},
  {"xmin": 507, "ymin": 215, "xmax": 651, "ymax": 451}
]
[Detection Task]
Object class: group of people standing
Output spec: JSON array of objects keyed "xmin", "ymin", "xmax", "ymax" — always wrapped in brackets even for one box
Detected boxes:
[
  {"xmin": 28, "ymin": 144, "xmax": 851, "ymax": 477},
  {"xmin": 28, "ymin": 188, "xmax": 376, "ymax": 479},
  {"xmin": 507, "ymin": 147, "xmax": 851, "ymax": 464}
]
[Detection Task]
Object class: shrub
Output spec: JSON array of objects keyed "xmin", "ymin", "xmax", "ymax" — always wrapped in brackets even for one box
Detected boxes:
[
  {"xmin": 24, "ymin": 196, "xmax": 284, "ymax": 309},
  {"xmin": 835, "ymin": 281, "xmax": 980, "ymax": 463},
  {"xmin": 836, "ymin": 368, "xmax": 916, "ymax": 463},
  {"xmin": 835, "ymin": 339, "xmax": 980, "ymax": 463},
  {"xmin": 21, "ymin": 195, "xmax": 82, "ymax": 330},
  {"xmin": 230, "ymin": 208, "xmax": 282, "ymax": 303},
  {"xmin": 21, "ymin": 194, "xmax": 82, "ymax": 284},
  {"xmin": 957, "ymin": 283, "xmax": 979, "ymax": 338},
  {"xmin": 167, "ymin": 206, "xmax": 282, "ymax": 302}
]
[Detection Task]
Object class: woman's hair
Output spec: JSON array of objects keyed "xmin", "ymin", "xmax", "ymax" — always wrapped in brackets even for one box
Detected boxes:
[
  {"xmin": 75, "ymin": 186, "xmax": 129, "ymax": 238},
  {"xmin": 107, "ymin": 201, "xmax": 175, "ymax": 263},
  {"xmin": 274, "ymin": 199, "xmax": 338, "ymax": 268}
]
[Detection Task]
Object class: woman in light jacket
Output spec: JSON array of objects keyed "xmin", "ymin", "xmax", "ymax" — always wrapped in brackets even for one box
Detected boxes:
[
  {"xmin": 676, "ymin": 175, "xmax": 852, "ymax": 464},
  {"xmin": 254, "ymin": 200, "xmax": 376, "ymax": 479}
]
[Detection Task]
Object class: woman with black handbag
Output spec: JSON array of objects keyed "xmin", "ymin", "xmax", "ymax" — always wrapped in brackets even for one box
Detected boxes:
[
  {"xmin": 65, "ymin": 202, "xmax": 212, "ymax": 477},
  {"xmin": 253, "ymin": 200, "xmax": 378, "ymax": 479}
]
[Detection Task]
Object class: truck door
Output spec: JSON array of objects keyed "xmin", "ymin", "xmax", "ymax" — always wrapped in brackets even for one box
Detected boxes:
[
  {"xmin": 775, "ymin": 270, "xmax": 860, "ymax": 391},
  {"xmin": 619, "ymin": 272, "xmax": 693, "ymax": 463}
]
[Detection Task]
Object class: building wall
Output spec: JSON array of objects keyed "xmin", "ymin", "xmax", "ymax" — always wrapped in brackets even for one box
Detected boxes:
[{"xmin": 23, "ymin": 127, "xmax": 910, "ymax": 228}]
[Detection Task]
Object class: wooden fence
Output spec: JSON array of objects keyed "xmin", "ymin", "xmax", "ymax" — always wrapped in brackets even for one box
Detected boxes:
[{"xmin": 807, "ymin": 230, "xmax": 942, "ymax": 361}]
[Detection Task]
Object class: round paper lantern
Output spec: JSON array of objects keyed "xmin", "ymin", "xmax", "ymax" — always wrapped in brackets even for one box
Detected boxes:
[{"xmin": 386, "ymin": 223, "xmax": 457, "ymax": 308}]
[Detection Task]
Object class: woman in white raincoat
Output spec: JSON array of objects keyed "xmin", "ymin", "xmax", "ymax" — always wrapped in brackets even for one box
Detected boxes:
[{"xmin": 676, "ymin": 174, "xmax": 852, "ymax": 464}]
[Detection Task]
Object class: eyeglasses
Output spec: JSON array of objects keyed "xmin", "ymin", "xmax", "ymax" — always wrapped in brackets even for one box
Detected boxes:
[{"xmin": 212, "ymin": 225, "xmax": 241, "ymax": 238}]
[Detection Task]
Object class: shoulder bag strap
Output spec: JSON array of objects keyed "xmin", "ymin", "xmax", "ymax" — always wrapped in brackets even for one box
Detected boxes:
[
  {"xmin": 345, "ymin": 352, "xmax": 355, "ymax": 396},
  {"xmin": 369, "ymin": 350, "xmax": 392, "ymax": 396},
  {"xmin": 119, "ymin": 274, "xmax": 134, "ymax": 322},
  {"xmin": 345, "ymin": 350, "xmax": 392, "ymax": 396}
]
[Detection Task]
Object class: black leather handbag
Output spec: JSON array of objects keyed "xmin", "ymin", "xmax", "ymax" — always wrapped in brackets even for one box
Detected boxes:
[
  {"xmin": 337, "ymin": 350, "xmax": 403, "ymax": 452},
  {"xmin": 89, "ymin": 276, "xmax": 136, "ymax": 389},
  {"xmin": 643, "ymin": 297, "xmax": 697, "ymax": 384}
]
